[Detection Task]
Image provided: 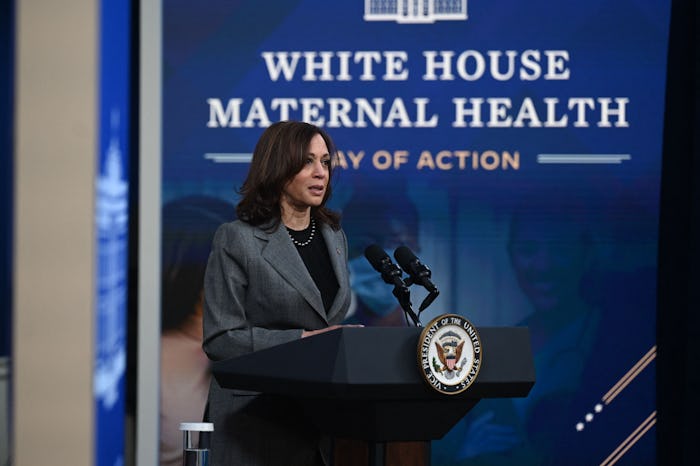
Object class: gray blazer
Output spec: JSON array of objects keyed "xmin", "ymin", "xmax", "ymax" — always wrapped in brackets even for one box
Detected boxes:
[{"xmin": 202, "ymin": 219, "xmax": 351, "ymax": 466}]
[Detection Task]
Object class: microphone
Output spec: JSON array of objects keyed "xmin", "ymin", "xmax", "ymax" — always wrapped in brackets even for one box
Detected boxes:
[
  {"xmin": 364, "ymin": 244, "xmax": 421, "ymax": 327},
  {"xmin": 364, "ymin": 244, "xmax": 405, "ymax": 289},
  {"xmin": 393, "ymin": 246, "xmax": 440, "ymax": 312}
]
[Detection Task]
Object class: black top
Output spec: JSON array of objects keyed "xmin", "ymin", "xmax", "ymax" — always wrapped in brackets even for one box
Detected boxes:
[{"xmin": 287, "ymin": 222, "xmax": 339, "ymax": 312}]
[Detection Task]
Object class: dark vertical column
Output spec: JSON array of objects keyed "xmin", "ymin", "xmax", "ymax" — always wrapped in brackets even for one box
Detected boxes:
[
  {"xmin": 0, "ymin": 0, "xmax": 14, "ymax": 361},
  {"xmin": 657, "ymin": 0, "xmax": 699, "ymax": 464},
  {"xmin": 0, "ymin": 1, "xmax": 15, "ymax": 464}
]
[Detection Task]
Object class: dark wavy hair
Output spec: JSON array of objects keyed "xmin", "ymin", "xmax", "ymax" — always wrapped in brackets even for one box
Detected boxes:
[{"xmin": 236, "ymin": 120, "xmax": 341, "ymax": 230}]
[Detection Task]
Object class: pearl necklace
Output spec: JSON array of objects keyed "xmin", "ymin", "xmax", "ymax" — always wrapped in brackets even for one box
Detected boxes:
[{"xmin": 287, "ymin": 218, "xmax": 316, "ymax": 247}]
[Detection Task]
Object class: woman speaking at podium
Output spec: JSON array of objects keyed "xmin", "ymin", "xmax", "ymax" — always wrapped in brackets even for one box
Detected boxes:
[{"xmin": 202, "ymin": 121, "xmax": 355, "ymax": 465}]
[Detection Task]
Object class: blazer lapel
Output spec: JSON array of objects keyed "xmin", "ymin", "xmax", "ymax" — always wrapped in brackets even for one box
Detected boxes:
[
  {"xmin": 321, "ymin": 224, "xmax": 350, "ymax": 324},
  {"xmin": 256, "ymin": 224, "xmax": 327, "ymax": 322}
]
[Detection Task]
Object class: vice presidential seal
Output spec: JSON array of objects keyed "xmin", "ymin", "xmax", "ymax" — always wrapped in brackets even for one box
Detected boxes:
[{"xmin": 417, "ymin": 314, "xmax": 482, "ymax": 395}]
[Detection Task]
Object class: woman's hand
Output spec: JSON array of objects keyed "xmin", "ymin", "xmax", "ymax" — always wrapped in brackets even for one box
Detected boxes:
[{"xmin": 301, "ymin": 324, "xmax": 363, "ymax": 338}]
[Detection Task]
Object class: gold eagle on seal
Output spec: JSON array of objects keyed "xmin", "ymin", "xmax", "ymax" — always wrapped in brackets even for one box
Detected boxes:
[{"xmin": 434, "ymin": 333, "xmax": 465, "ymax": 373}]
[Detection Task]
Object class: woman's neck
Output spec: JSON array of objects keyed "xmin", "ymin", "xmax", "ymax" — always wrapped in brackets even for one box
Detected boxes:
[{"xmin": 281, "ymin": 206, "xmax": 311, "ymax": 230}]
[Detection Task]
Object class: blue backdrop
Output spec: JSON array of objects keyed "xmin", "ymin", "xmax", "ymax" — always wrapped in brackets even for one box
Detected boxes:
[
  {"xmin": 95, "ymin": 1, "xmax": 131, "ymax": 465},
  {"xmin": 161, "ymin": 1, "xmax": 669, "ymax": 464}
]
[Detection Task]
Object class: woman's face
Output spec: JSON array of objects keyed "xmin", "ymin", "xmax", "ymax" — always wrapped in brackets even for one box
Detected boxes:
[{"xmin": 280, "ymin": 133, "xmax": 330, "ymax": 213}]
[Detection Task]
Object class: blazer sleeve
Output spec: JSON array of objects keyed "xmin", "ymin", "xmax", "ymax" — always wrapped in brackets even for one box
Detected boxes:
[{"xmin": 201, "ymin": 222, "xmax": 303, "ymax": 362}]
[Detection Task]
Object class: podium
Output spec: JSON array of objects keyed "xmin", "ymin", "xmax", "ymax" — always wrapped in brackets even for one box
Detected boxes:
[{"xmin": 211, "ymin": 326, "xmax": 534, "ymax": 466}]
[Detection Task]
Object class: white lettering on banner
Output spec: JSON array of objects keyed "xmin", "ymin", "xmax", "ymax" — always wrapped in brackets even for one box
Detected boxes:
[
  {"xmin": 332, "ymin": 150, "xmax": 519, "ymax": 171},
  {"xmin": 261, "ymin": 49, "xmax": 570, "ymax": 83},
  {"xmin": 597, "ymin": 98, "xmax": 630, "ymax": 128},
  {"xmin": 206, "ymin": 97, "xmax": 439, "ymax": 128},
  {"xmin": 422, "ymin": 49, "xmax": 570, "ymax": 81},
  {"xmin": 204, "ymin": 49, "xmax": 630, "ymax": 131},
  {"xmin": 334, "ymin": 151, "xmax": 366, "ymax": 169},
  {"xmin": 452, "ymin": 97, "xmax": 629, "ymax": 128},
  {"xmin": 415, "ymin": 150, "xmax": 519, "ymax": 170},
  {"xmin": 261, "ymin": 50, "xmax": 410, "ymax": 82},
  {"xmin": 207, "ymin": 96, "xmax": 628, "ymax": 129}
]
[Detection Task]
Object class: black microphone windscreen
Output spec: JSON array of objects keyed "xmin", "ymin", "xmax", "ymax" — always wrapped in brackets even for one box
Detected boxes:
[
  {"xmin": 393, "ymin": 245, "xmax": 417, "ymax": 271},
  {"xmin": 364, "ymin": 244, "xmax": 389, "ymax": 272}
]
